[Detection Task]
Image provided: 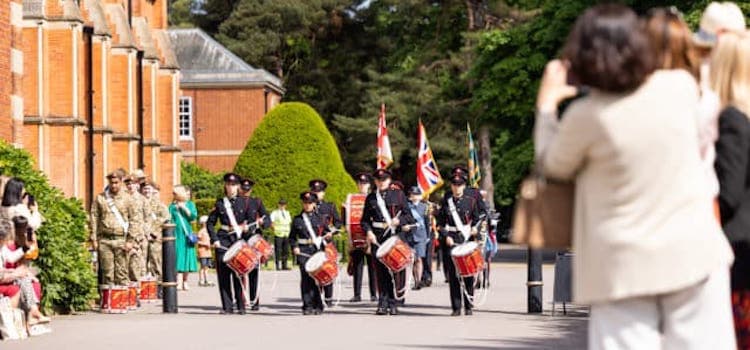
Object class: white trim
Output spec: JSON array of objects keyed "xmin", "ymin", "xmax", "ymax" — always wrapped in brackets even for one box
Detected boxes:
[
  {"xmin": 182, "ymin": 150, "xmax": 243, "ymax": 157},
  {"xmin": 10, "ymin": 95, "xmax": 23, "ymax": 120},
  {"xmin": 10, "ymin": 2, "xmax": 22, "ymax": 26},
  {"xmin": 178, "ymin": 96, "xmax": 192, "ymax": 139},
  {"xmin": 103, "ymin": 135, "xmax": 109, "ymax": 181},
  {"xmin": 73, "ymin": 126, "xmax": 80, "ymax": 197},
  {"xmin": 10, "ymin": 48, "xmax": 22, "ymax": 74}
]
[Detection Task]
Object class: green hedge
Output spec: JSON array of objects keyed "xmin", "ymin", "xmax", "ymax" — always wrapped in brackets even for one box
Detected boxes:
[
  {"xmin": 0, "ymin": 141, "xmax": 97, "ymax": 313},
  {"xmin": 234, "ymin": 102, "xmax": 357, "ymax": 216},
  {"xmin": 181, "ymin": 161, "xmax": 223, "ymax": 200}
]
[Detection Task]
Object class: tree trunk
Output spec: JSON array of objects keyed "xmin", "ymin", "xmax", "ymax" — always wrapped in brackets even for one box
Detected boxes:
[{"xmin": 478, "ymin": 125, "xmax": 495, "ymax": 210}]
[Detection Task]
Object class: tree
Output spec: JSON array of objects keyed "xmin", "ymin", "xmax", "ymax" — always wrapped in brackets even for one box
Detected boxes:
[{"xmin": 234, "ymin": 102, "xmax": 357, "ymax": 215}]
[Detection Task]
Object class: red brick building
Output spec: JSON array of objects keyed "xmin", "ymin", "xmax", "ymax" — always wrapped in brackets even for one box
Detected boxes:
[
  {"xmin": 168, "ymin": 28, "xmax": 284, "ymax": 173},
  {"xmin": 0, "ymin": 0, "xmax": 182, "ymax": 207}
]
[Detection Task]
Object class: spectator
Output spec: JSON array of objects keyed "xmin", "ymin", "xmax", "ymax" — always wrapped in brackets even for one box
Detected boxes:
[
  {"xmin": 711, "ymin": 30, "xmax": 750, "ymax": 348},
  {"xmin": 406, "ymin": 187, "xmax": 429, "ymax": 290},
  {"xmin": 170, "ymin": 185, "xmax": 198, "ymax": 291},
  {"xmin": 535, "ymin": 4, "xmax": 734, "ymax": 348},
  {"xmin": 270, "ymin": 199, "xmax": 292, "ymax": 270},
  {"xmin": 196, "ymin": 215, "xmax": 214, "ymax": 286},
  {"xmin": 1, "ymin": 178, "xmax": 42, "ymax": 232},
  {"xmin": 0, "ymin": 219, "xmax": 48, "ymax": 325}
]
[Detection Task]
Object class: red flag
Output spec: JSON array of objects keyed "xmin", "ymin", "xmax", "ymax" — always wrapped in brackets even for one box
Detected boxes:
[
  {"xmin": 416, "ymin": 120, "xmax": 443, "ymax": 198},
  {"xmin": 377, "ymin": 103, "xmax": 393, "ymax": 169}
]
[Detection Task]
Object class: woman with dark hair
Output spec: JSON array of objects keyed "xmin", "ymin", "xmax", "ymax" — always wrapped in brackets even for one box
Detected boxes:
[
  {"xmin": 535, "ymin": 4, "xmax": 734, "ymax": 349},
  {"xmin": 0, "ymin": 178, "xmax": 41, "ymax": 233}
]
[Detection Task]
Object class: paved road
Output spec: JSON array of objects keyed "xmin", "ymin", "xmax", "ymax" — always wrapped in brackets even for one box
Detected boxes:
[{"xmin": 5, "ymin": 262, "xmax": 587, "ymax": 349}]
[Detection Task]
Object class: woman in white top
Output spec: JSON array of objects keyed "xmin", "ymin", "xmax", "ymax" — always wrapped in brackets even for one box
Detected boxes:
[
  {"xmin": 1, "ymin": 178, "xmax": 42, "ymax": 232},
  {"xmin": 535, "ymin": 4, "xmax": 734, "ymax": 349}
]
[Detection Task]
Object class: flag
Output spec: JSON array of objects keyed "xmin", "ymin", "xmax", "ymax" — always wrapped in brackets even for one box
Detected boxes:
[
  {"xmin": 416, "ymin": 120, "xmax": 443, "ymax": 198},
  {"xmin": 376, "ymin": 103, "xmax": 393, "ymax": 169},
  {"xmin": 468, "ymin": 123, "xmax": 481, "ymax": 188}
]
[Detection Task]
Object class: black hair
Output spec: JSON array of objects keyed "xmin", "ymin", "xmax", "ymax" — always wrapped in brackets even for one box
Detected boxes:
[{"xmin": 1, "ymin": 178, "xmax": 25, "ymax": 207}]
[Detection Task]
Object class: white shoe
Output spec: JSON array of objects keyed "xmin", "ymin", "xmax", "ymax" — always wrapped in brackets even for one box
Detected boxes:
[{"xmin": 183, "ymin": 282, "xmax": 190, "ymax": 291}]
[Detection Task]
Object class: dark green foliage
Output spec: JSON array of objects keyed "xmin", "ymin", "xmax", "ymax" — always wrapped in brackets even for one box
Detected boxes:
[
  {"xmin": 234, "ymin": 102, "xmax": 357, "ymax": 215},
  {"xmin": 180, "ymin": 161, "xmax": 223, "ymax": 200},
  {"xmin": 194, "ymin": 198, "xmax": 216, "ymax": 218},
  {"xmin": 0, "ymin": 141, "xmax": 97, "ymax": 314}
]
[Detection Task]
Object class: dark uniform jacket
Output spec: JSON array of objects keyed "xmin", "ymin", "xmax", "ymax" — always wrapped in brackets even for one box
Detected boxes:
[
  {"xmin": 242, "ymin": 196, "xmax": 272, "ymax": 236},
  {"xmin": 289, "ymin": 211, "xmax": 327, "ymax": 266},
  {"xmin": 206, "ymin": 196, "xmax": 253, "ymax": 248},
  {"xmin": 436, "ymin": 188, "xmax": 486, "ymax": 245},
  {"xmin": 360, "ymin": 189, "xmax": 416, "ymax": 243},
  {"xmin": 317, "ymin": 200, "xmax": 343, "ymax": 232}
]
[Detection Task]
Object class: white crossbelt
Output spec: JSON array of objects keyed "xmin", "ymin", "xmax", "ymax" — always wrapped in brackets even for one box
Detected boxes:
[
  {"xmin": 222, "ymin": 197, "xmax": 242, "ymax": 239},
  {"xmin": 375, "ymin": 191, "xmax": 393, "ymax": 227},
  {"xmin": 105, "ymin": 191, "xmax": 129, "ymax": 234},
  {"xmin": 302, "ymin": 213, "xmax": 322, "ymax": 248},
  {"xmin": 448, "ymin": 197, "xmax": 470, "ymax": 241}
]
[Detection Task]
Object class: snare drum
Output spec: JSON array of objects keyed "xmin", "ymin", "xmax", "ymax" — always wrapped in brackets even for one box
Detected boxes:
[
  {"xmin": 127, "ymin": 282, "xmax": 139, "ymax": 310},
  {"xmin": 247, "ymin": 235, "xmax": 273, "ymax": 264},
  {"xmin": 325, "ymin": 242, "xmax": 338, "ymax": 263},
  {"xmin": 375, "ymin": 236, "xmax": 413, "ymax": 272},
  {"xmin": 450, "ymin": 242, "xmax": 484, "ymax": 277},
  {"xmin": 139, "ymin": 278, "xmax": 158, "ymax": 302},
  {"xmin": 305, "ymin": 251, "xmax": 338, "ymax": 287},
  {"xmin": 100, "ymin": 285, "xmax": 128, "ymax": 314},
  {"xmin": 222, "ymin": 241, "xmax": 259, "ymax": 275}
]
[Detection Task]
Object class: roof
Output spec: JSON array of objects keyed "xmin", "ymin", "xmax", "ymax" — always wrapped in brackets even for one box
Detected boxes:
[{"xmin": 167, "ymin": 28, "xmax": 284, "ymax": 94}]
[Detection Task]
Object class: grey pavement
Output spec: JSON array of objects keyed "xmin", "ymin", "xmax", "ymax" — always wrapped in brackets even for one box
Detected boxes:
[{"xmin": 4, "ymin": 260, "xmax": 587, "ymax": 349}]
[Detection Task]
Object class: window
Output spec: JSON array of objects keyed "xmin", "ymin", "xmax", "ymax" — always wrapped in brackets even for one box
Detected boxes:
[{"xmin": 179, "ymin": 96, "xmax": 192, "ymax": 139}]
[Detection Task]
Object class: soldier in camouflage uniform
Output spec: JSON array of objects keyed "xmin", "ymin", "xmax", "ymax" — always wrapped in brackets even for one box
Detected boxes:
[
  {"xmin": 124, "ymin": 175, "xmax": 147, "ymax": 284},
  {"xmin": 141, "ymin": 180, "xmax": 169, "ymax": 281},
  {"xmin": 90, "ymin": 172, "xmax": 139, "ymax": 286}
]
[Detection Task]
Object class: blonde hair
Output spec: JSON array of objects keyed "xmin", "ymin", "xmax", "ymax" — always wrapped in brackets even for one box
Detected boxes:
[
  {"xmin": 710, "ymin": 31, "xmax": 750, "ymax": 116},
  {"xmin": 173, "ymin": 185, "xmax": 190, "ymax": 202}
]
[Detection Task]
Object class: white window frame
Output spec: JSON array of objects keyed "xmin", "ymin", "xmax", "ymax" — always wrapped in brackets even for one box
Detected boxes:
[{"xmin": 179, "ymin": 96, "xmax": 193, "ymax": 140}]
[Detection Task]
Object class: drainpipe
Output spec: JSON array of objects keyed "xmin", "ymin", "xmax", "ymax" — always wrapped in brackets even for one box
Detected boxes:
[
  {"xmin": 263, "ymin": 87, "xmax": 269, "ymax": 114},
  {"xmin": 137, "ymin": 50, "xmax": 144, "ymax": 169},
  {"xmin": 84, "ymin": 26, "xmax": 94, "ymax": 208}
]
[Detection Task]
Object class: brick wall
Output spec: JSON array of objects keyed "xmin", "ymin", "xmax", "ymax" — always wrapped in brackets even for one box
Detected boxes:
[{"xmin": 0, "ymin": 0, "xmax": 12, "ymax": 142}]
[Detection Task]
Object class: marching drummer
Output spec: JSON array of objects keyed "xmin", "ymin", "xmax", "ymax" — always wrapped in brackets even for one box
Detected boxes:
[
  {"xmin": 361, "ymin": 169, "xmax": 415, "ymax": 315},
  {"xmin": 436, "ymin": 166, "xmax": 487, "ymax": 316},
  {"xmin": 290, "ymin": 191, "xmax": 329, "ymax": 315},
  {"xmin": 309, "ymin": 179, "xmax": 342, "ymax": 307},
  {"xmin": 347, "ymin": 172, "xmax": 377, "ymax": 303},
  {"xmin": 239, "ymin": 178, "xmax": 271, "ymax": 311},
  {"xmin": 206, "ymin": 173, "xmax": 253, "ymax": 315}
]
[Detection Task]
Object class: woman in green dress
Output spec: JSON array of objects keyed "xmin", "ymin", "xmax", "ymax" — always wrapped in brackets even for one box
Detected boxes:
[{"xmin": 170, "ymin": 185, "xmax": 198, "ymax": 290}]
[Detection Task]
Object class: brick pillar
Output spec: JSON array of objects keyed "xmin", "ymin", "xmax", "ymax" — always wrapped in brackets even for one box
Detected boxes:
[{"xmin": 10, "ymin": 0, "xmax": 22, "ymax": 147}]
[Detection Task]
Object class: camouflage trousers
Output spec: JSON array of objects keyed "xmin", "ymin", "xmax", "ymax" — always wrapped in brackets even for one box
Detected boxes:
[
  {"xmin": 147, "ymin": 240, "xmax": 162, "ymax": 281},
  {"xmin": 98, "ymin": 237, "xmax": 128, "ymax": 286}
]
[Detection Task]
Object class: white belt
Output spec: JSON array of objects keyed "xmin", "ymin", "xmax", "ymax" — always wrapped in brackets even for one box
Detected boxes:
[
  {"xmin": 444, "ymin": 226, "xmax": 459, "ymax": 232},
  {"xmin": 297, "ymin": 239, "xmax": 314, "ymax": 245},
  {"xmin": 371, "ymin": 222, "xmax": 388, "ymax": 229}
]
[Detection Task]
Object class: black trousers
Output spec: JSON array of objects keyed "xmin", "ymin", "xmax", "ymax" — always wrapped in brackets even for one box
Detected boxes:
[
  {"xmin": 297, "ymin": 245, "xmax": 324, "ymax": 311},
  {"xmin": 444, "ymin": 246, "xmax": 475, "ymax": 311},
  {"xmin": 214, "ymin": 249, "xmax": 245, "ymax": 312},
  {"xmin": 422, "ymin": 238, "xmax": 433, "ymax": 283},
  {"xmin": 351, "ymin": 249, "xmax": 376, "ymax": 298},
  {"xmin": 248, "ymin": 267, "xmax": 259, "ymax": 306},
  {"xmin": 274, "ymin": 236, "xmax": 290, "ymax": 269}
]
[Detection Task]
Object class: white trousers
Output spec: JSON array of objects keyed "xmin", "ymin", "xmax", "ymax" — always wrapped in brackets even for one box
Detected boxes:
[{"xmin": 589, "ymin": 267, "xmax": 735, "ymax": 350}]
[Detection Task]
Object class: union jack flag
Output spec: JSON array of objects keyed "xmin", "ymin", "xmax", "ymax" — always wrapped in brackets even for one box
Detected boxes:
[
  {"xmin": 416, "ymin": 120, "xmax": 443, "ymax": 198},
  {"xmin": 376, "ymin": 103, "xmax": 393, "ymax": 169}
]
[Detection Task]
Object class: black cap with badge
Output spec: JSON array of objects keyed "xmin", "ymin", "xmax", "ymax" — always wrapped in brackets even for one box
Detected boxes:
[
  {"xmin": 309, "ymin": 179, "xmax": 328, "ymax": 192},
  {"xmin": 300, "ymin": 191, "xmax": 318, "ymax": 203},
  {"xmin": 240, "ymin": 178, "xmax": 254, "ymax": 191},
  {"xmin": 223, "ymin": 173, "xmax": 241, "ymax": 184},
  {"xmin": 372, "ymin": 168, "xmax": 392, "ymax": 180}
]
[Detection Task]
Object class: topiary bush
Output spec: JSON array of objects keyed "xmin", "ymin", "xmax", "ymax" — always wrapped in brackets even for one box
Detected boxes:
[
  {"xmin": 234, "ymin": 102, "xmax": 357, "ymax": 216},
  {"xmin": 0, "ymin": 141, "xmax": 97, "ymax": 313}
]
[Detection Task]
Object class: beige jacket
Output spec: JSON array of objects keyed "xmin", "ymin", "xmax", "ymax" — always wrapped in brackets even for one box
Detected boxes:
[{"xmin": 535, "ymin": 70, "xmax": 733, "ymax": 304}]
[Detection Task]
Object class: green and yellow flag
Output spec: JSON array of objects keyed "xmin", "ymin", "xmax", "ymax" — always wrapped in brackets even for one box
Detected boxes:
[{"xmin": 467, "ymin": 123, "xmax": 481, "ymax": 188}]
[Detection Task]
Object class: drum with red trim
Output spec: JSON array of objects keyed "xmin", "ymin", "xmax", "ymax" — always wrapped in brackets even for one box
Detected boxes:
[
  {"xmin": 223, "ymin": 241, "xmax": 259, "ymax": 275},
  {"xmin": 451, "ymin": 242, "xmax": 484, "ymax": 277},
  {"xmin": 325, "ymin": 242, "xmax": 338, "ymax": 263},
  {"xmin": 127, "ymin": 282, "xmax": 138, "ymax": 310},
  {"xmin": 305, "ymin": 251, "xmax": 338, "ymax": 287},
  {"xmin": 375, "ymin": 236, "xmax": 413, "ymax": 272},
  {"xmin": 247, "ymin": 235, "xmax": 273, "ymax": 264},
  {"xmin": 139, "ymin": 278, "xmax": 158, "ymax": 302},
  {"xmin": 100, "ymin": 285, "xmax": 128, "ymax": 314},
  {"xmin": 345, "ymin": 194, "xmax": 368, "ymax": 249}
]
